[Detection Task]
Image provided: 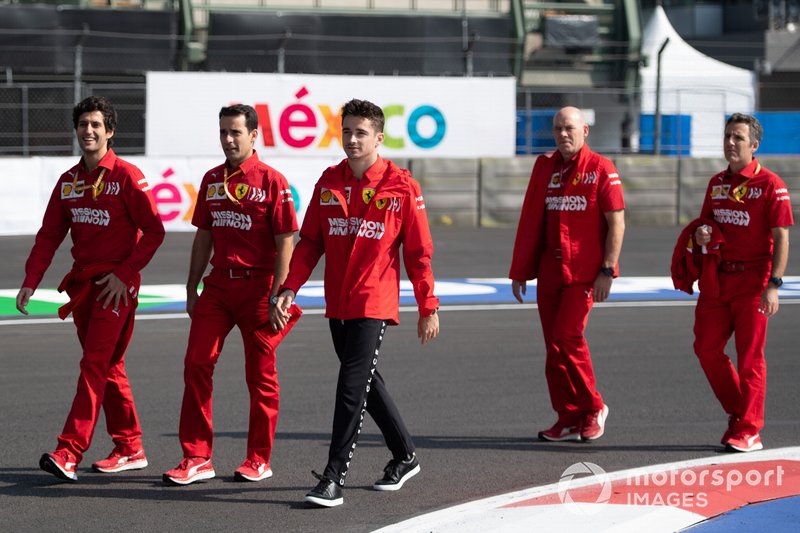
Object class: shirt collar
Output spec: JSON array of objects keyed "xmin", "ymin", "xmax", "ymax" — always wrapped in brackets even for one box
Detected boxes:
[
  {"xmin": 344, "ymin": 156, "xmax": 387, "ymax": 182},
  {"xmin": 727, "ymin": 158, "xmax": 761, "ymax": 180},
  {"xmin": 555, "ymin": 143, "xmax": 587, "ymax": 168},
  {"xmin": 229, "ymin": 150, "xmax": 260, "ymax": 175},
  {"xmin": 80, "ymin": 148, "xmax": 117, "ymax": 175}
]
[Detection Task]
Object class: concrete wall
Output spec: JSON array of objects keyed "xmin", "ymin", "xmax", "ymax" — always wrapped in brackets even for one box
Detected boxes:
[{"xmin": 412, "ymin": 155, "xmax": 800, "ymax": 227}]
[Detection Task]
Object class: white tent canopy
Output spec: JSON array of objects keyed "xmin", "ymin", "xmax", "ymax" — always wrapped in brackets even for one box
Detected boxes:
[{"xmin": 640, "ymin": 6, "xmax": 756, "ymax": 156}]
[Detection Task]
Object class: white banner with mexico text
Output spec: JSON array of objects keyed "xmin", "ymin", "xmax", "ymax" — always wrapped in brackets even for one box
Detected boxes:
[
  {"xmin": 0, "ymin": 156, "xmax": 335, "ymax": 236},
  {"xmin": 145, "ymin": 72, "xmax": 516, "ymax": 158}
]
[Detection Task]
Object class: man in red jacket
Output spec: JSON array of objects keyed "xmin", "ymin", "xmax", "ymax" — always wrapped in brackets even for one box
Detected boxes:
[
  {"xmin": 274, "ymin": 99, "xmax": 440, "ymax": 507},
  {"xmin": 163, "ymin": 104, "xmax": 300, "ymax": 485},
  {"xmin": 17, "ymin": 96, "xmax": 165, "ymax": 482},
  {"xmin": 693, "ymin": 113, "xmax": 793, "ymax": 452},
  {"xmin": 509, "ymin": 106, "xmax": 625, "ymax": 443}
]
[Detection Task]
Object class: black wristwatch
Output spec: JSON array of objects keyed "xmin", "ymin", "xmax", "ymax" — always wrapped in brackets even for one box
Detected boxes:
[
  {"xmin": 599, "ymin": 266, "xmax": 615, "ymax": 277},
  {"xmin": 768, "ymin": 276, "xmax": 783, "ymax": 288},
  {"xmin": 269, "ymin": 295, "xmax": 279, "ymax": 306}
]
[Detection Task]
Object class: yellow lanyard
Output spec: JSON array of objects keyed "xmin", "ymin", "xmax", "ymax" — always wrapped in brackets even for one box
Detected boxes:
[
  {"xmin": 223, "ymin": 167, "xmax": 243, "ymax": 205},
  {"xmin": 73, "ymin": 168, "xmax": 106, "ymax": 201},
  {"xmin": 728, "ymin": 162, "xmax": 760, "ymax": 203}
]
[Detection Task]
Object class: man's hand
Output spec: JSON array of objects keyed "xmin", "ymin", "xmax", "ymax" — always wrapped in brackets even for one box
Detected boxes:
[
  {"xmin": 512, "ymin": 280, "xmax": 527, "ymax": 303},
  {"xmin": 271, "ymin": 290, "xmax": 295, "ymax": 332},
  {"xmin": 418, "ymin": 312, "xmax": 439, "ymax": 345},
  {"xmin": 593, "ymin": 274, "xmax": 613, "ymax": 303},
  {"xmin": 695, "ymin": 224, "xmax": 711, "ymax": 247},
  {"xmin": 760, "ymin": 286, "xmax": 780, "ymax": 317},
  {"xmin": 186, "ymin": 289, "xmax": 199, "ymax": 318},
  {"xmin": 16, "ymin": 287, "xmax": 33, "ymax": 315},
  {"xmin": 95, "ymin": 273, "xmax": 129, "ymax": 310}
]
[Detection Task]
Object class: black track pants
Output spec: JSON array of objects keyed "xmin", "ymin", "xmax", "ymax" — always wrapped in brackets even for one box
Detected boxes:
[{"xmin": 323, "ymin": 318, "xmax": 415, "ymax": 486}]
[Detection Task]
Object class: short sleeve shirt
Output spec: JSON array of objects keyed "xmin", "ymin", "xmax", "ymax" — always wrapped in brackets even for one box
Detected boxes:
[
  {"xmin": 192, "ymin": 151, "xmax": 298, "ymax": 271},
  {"xmin": 700, "ymin": 159, "xmax": 793, "ymax": 263}
]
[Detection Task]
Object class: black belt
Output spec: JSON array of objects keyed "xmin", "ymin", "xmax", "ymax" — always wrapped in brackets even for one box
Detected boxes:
[
  {"xmin": 719, "ymin": 262, "xmax": 746, "ymax": 273},
  {"xmin": 718, "ymin": 261, "xmax": 766, "ymax": 273},
  {"xmin": 216, "ymin": 268, "xmax": 270, "ymax": 279}
]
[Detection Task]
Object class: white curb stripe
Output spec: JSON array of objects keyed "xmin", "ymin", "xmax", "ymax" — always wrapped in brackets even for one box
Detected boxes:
[{"xmin": 373, "ymin": 447, "xmax": 800, "ymax": 533}]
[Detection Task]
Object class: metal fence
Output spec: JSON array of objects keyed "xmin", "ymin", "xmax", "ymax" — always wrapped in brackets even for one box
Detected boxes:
[
  {"xmin": 3, "ymin": 81, "xmax": 638, "ymax": 157},
  {"xmin": 200, "ymin": 32, "xmax": 517, "ymax": 76},
  {"xmin": 0, "ymin": 82, "xmax": 146, "ymax": 156},
  {"xmin": 516, "ymin": 86, "xmax": 640, "ymax": 156}
]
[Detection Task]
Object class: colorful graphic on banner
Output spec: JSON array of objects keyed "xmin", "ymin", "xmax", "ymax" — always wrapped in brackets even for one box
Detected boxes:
[{"xmin": 145, "ymin": 73, "xmax": 515, "ymax": 158}]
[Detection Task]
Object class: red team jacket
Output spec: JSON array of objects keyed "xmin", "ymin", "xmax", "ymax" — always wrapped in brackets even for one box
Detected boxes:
[
  {"xmin": 698, "ymin": 159, "xmax": 793, "ymax": 271},
  {"xmin": 509, "ymin": 144, "xmax": 625, "ymax": 284},
  {"xmin": 192, "ymin": 151, "xmax": 298, "ymax": 272},
  {"xmin": 23, "ymin": 149, "xmax": 165, "ymax": 290},
  {"xmin": 671, "ymin": 218, "xmax": 725, "ymax": 297},
  {"xmin": 282, "ymin": 157, "xmax": 439, "ymax": 324}
]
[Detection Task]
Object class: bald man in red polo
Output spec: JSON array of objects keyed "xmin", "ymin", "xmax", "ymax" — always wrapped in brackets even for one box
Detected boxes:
[{"xmin": 510, "ymin": 106, "xmax": 625, "ymax": 443}]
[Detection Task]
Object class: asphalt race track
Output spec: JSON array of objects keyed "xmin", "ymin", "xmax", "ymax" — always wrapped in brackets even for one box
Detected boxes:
[{"xmin": 1, "ymin": 226, "xmax": 798, "ymax": 532}]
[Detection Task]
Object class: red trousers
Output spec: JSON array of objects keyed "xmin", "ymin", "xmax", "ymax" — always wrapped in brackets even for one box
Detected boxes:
[
  {"xmin": 178, "ymin": 271, "xmax": 300, "ymax": 463},
  {"xmin": 57, "ymin": 275, "xmax": 143, "ymax": 463},
  {"xmin": 694, "ymin": 270, "xmax": 769, "ymax": 435},
  {"xmin": 536, "ymin": 254, "xmax": 604, "ymax": 422}
]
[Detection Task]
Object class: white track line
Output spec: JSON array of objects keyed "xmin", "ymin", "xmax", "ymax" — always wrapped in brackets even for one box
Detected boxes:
[{"xmin": 3, "ymin": 299, "xmax": 800, "ymax": 327}]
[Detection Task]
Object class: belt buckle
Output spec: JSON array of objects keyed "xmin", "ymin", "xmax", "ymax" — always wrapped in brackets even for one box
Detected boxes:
[
  {"xmin": 721, "ymin": 262, "xmax": 744, "ymax": 273},
  {"xmin": 229, "ymin": 269, "xmax": 249, "ymax": 279}
]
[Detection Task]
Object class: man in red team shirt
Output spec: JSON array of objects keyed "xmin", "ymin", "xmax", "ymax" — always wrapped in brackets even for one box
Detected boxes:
[
  {"xmin": 17, "ymin": 96, "xmax": 165, "ymax": 482},
  {"xmin": 163, "ymin": 104, "xmax": 300, "ymax": 485},
  {"xmin": 274, "ymin": 99, "xmax": 439, "ymax": 507},
  {"xmin": 693, "ymin": 113, "xmax": 793, "ymax": 453},
  {"xmin": 509, "ymin": 106, "xmax": 625, "ymax": 443}
]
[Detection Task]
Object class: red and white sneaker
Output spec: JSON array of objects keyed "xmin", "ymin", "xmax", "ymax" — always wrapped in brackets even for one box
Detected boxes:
[
  {"xmin": 92, "ymin": 448, "xmax": 148, "ymax": 473},
  {"xmin": 39, "ymin": 450, "xmax": 78, "ymax": 482},
  {"xmin": 163, "ymin": 457, "xmax": 216, "ymax": 485},
  {"xmin": 234, "ymin": 459, "xmax": 273, "ymax": 482},
  {"xmin": 725, "ymin": 433, "xmax": 763, "ymax": 453},
  {"xmin": 721, "ymin": 415, "xmax": 740, "ymax": 445},
  {"xmin": 538, "ymin": 419, "xmax": 582, "ymax": 442},
  {"xmin": 580, "ymin": 404, "xmax": 609, "ymax": 441}
]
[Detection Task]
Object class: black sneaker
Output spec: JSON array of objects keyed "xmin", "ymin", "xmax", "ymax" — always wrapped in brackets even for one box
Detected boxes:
[
  {"xmin": 373, "ymin": 453, "xmax": 420, "ymax": 491},
  {"xmin": 303, "ymin": 471, "xmax": 343, "ymax": 507}
]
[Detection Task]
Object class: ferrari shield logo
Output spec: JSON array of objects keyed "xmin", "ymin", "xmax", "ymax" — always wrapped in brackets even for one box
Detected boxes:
[
  {"xmin": 375, "ymin": 198, "xmax": 387, "ymax": 210},
  {"xmin": 96, "ymin": 181, "xmax": 105, "ymax": 195},
  {"xmin": 733, "ymin": 184, "xmax": 747, "ymax": 202},
  {"xmin": 572, "ymin": 173, "xmax": 582, "ymax": 186},
  {"xmin": 362, "ymin": 188, "xmax": 376, "ymax": 204},
  {"xmin": 235, "ymin": 183, "xmax": 249, "ymax": 200}
]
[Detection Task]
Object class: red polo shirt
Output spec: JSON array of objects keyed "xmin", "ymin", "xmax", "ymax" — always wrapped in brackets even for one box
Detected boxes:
[
  {"xmin": 192, "ymin": 151, "xmax": 298, "ymax": 271},
  {"xmin": 23, "ymin": 149, "xmax": 165, "ymax": 290},
  {"xmin": 699, "ymin": 158, "xmax": 793, "ymax": 263}
]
